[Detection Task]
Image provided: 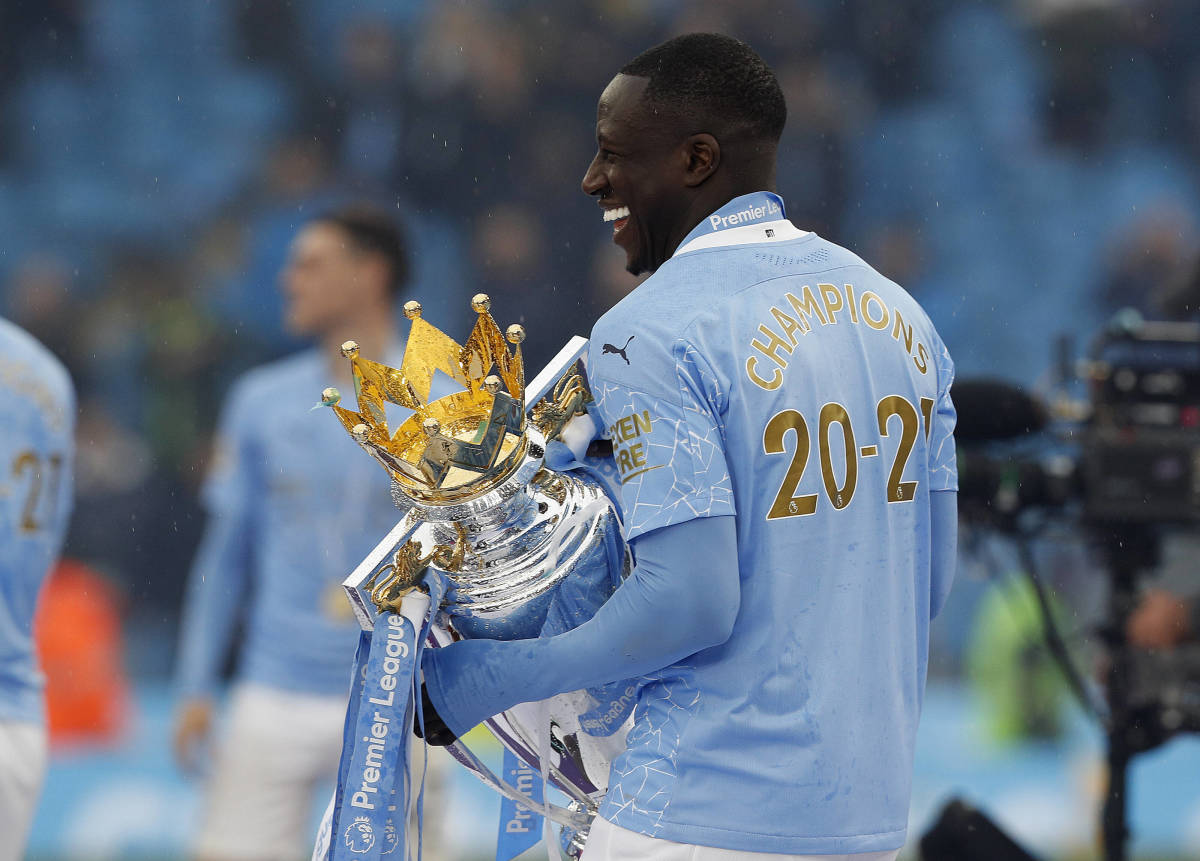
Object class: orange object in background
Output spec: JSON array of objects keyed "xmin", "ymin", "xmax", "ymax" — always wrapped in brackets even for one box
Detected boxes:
[{"xmin": 33, "ymin": 558, "xmax": 129, "ymax": 746}]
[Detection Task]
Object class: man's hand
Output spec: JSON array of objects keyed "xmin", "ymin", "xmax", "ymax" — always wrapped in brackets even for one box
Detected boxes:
[
  {"xmin": 1127, "ymin": 589, "xmax": 1191, "ymax": 649},
  {"xmin": 173, "ymin": 697, "xmax": 214, "ymax": 775},
  {"xmin": 413, "ymin": 684, "xmax": 457, "ymax": 747}
]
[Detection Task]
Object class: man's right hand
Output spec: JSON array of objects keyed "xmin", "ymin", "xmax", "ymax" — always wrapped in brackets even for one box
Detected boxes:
[
  {"xmin": 173, "ymin": 697, "xmax": 214, "ymax": 775},
  {"xmin": 1127, "ymin": 589, "xmax": 1191, "ymax": 650}
]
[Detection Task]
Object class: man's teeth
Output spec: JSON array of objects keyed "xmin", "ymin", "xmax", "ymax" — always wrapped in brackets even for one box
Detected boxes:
[{"xmin": 603, "ymin": 207, "xmax": 630, "ymax": 223}]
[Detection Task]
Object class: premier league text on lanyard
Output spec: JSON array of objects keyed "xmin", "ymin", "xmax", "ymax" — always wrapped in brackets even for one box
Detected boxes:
[{"xmin": 328, "ymin": 575, "xmax": 443, "ymax": 861}]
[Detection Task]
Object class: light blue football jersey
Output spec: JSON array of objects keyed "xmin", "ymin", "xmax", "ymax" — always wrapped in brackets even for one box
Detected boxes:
[
  {"xmin": 0, "ymin": 318, "xmax": 75, "ymax": 724},
  {"xmin": 176, "ymin": 349, "xmax": 411, "ymax": 699},
  {"xmin": 586, "ymin": 192, "xmax": 957, "ymax": 853}
]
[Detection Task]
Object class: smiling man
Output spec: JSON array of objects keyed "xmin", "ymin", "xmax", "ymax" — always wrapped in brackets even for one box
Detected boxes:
[{"xmin": 421, "ymin": 33, "xmax": 958, "ymax": 860}]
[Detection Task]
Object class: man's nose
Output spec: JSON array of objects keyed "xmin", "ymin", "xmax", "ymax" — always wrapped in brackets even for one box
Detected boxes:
[{"xmin": 581, "ymin": 155, "xmax": 605, "ymax": 196}]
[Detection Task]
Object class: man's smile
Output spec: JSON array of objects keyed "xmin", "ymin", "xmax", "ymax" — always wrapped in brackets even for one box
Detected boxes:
[{"xmin": 603, "ymin": 205, "xmax": 631, "ymax": 236}]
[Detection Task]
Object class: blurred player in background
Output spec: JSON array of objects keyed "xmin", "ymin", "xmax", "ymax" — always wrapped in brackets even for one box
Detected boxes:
[
  {"xmin": 173, "ymin": 206, "xmax": 446, "ymax": 861},
  {"xmin": 0, "ymin": 317, "xmax": 75, "ymax": 861}
]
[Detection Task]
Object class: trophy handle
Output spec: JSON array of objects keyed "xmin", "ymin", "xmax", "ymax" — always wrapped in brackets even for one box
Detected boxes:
[
  {"xmin": 525, "ymin": 336, "xmax": 588, "ymax": 408},
  {"xmin": 342, "ymin": 518, "xmax": 421, "ymax": 630}
]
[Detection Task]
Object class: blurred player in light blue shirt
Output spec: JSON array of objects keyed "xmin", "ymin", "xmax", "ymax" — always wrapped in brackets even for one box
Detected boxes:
[
  {"xmin": 173, "ymin": 206, "xmax": 451, "ymax": 861},
  {"xmin": 0, "ymin": 317, "xmax": 74, "ymax": 861},
  {"xmin": 422, "ymin": 34, "xmax": 956, "ymax": 860}
]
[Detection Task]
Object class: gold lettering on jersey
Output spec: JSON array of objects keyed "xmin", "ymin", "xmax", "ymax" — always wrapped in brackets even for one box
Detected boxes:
[
  {"xmin": 818, "ymin": 283, "xmax": 843, "ymax": 323},
  {"xmin": 844, "ymin": 283, "xmax": 859, "ymax": 323},
  {"xmin": 608, "ymin": 410, "xmax": 664, "ymax": 484},
  {"xmin": 891, "ymin": 309, "xmax": 913, "ymax": 353},
  {"xmin": 750, "ymin": 322, "xmax": 794, "ymax": 368},
  {"xmin": 746, "ymin": 356, "xmax": 783, "ymax": 390},
  {"xmin": 785, "ymin": 286, "xmax": 827, "ymax": 328},
  {"xmin": 913, "ymin": 342, "xmax": 929, "ymax": 374},
  {"xmin": 771, "ymin": 307, "xmax": 804, "ymax": 344},
  {"xmin": 0, "ymin": 359, "xmax": 70, "ymax": 433},
  {"xmin": 860, "ymin": 291, "xmax": 890, "ymax": 330},
  {"xmin": 744, "ymin": 283, "xmax": 931, "ymax": 391}
]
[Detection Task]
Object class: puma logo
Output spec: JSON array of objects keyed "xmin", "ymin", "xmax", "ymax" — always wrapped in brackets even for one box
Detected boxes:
[{"xmin": 601, "ymin": 335, "xmax": 634, "ymax": 365}]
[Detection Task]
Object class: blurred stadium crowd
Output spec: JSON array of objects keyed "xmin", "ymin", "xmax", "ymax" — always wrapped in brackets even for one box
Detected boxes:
[{"xmin": 3, "ymin": 0, "xmax": 1200, "ymax": 680}]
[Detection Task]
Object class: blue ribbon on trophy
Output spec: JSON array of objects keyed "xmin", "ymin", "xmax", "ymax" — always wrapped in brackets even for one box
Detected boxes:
[
  {"xmin": 495, "ymin": 746, "xmax": 545, "ymax": 861},
  {"xmin": 327, "ymin": 572, "xmax": 446, "ymax": 861}
]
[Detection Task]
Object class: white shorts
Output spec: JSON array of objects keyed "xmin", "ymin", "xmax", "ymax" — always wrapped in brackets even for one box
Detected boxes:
[
  {"xmin": 582, "ymin": 816, "xmax": 902, "ymax": 861},
  {"xmin": 194, "ymin": 683, "xmax": 348, "ymax": 861},
  {"xmin": 0, "ymin": 719, "xmax": 47, "ymax": 861}
]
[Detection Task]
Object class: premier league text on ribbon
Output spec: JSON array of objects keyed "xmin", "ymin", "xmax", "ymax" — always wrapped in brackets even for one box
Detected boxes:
[
  {"xmin": 505, "ymin": 760, "xmax": 539, "ymax": 835},
  {"xmin": 495, "ymin": 747, "xmax": 544, "ymax": 861},
  {"xmin": 351, "ymin": 612, "xmax": 409, "ymax": 811}
]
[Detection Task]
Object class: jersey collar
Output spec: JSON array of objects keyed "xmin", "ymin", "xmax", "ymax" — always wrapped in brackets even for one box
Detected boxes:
[{"xmin": 673, "ymin": 191, "xmax": 807, "ymax": 259}]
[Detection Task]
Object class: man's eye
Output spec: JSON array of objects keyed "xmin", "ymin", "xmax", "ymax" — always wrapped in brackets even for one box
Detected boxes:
[{"xmin": 601, "ymin": 149, "xmax": 619, "ymax": 161}]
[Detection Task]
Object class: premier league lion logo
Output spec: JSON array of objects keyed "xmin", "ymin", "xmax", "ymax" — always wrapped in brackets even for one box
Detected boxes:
[
  {"xmin": 343, "ymin": 816, "xmax": 375, "ymax": 854},
  {"xmin": 379, "ymin": 818, "xmax": 400, "ymax": 856}
]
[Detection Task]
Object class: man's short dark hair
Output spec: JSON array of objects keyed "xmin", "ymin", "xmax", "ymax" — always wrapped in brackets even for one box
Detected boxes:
[
  {"xmin": 314, "ymin": 205, "xmax": 410, "ymax": 297},
  {"xmin": 619, "ymin": 33, "xmax": 786, "ymax": 143}
]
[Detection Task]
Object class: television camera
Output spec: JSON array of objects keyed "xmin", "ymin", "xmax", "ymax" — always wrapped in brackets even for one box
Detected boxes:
[{"xmin": 953, "ymin": 315, "xmax": 1200, "ymax": 861}]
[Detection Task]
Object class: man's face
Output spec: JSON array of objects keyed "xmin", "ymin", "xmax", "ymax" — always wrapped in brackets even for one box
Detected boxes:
[
  {"xmin": 280, "ymin": 222, "xmax": 378, "ymax": 336},
  {"xmin": 581, "ymin": 75, "xmax": 688, "ymax": 276}
]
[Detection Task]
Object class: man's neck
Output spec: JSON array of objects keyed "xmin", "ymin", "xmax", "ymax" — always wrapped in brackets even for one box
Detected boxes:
[
  {"xmin": 667, "ymin": 184, "xmax": 774, "ymax": 261},
  {"xmin": 319, "ymin": 308, "xmax": 397, "ymax": 381}
]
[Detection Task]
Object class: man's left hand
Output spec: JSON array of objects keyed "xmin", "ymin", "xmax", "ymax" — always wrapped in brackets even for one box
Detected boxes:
[{"xmin": 413, "ymin": 684, "xmax": 457, "ymax": 746}]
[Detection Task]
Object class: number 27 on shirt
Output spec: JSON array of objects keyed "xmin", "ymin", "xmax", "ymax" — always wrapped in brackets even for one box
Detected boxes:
[{"xmin": 763, "ymin": 394, "xmax": 934, "ymax": 519}]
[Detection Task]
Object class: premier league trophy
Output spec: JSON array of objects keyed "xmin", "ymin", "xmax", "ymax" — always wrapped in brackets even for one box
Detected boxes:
[{"xmin": 314, "ymin": 295, "xmax": 631, "ymax": 861}]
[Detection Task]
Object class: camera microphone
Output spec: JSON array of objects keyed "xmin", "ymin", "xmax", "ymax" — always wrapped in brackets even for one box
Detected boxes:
[{"xmin": 953, "ymin": 379, "xmax": 1048, "ymax": 443}]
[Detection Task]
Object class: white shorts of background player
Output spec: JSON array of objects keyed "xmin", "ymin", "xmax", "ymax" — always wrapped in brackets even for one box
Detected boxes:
[{"xmin": 0, "ymin": 718, "xmax": 47, "ymax": 861}]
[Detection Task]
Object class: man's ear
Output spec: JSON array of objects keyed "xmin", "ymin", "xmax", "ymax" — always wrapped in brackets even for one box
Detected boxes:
[
  {"xmin": 682, "ymin": 133, "xmax": 720, "ymax": 188},
  {"xmin": 359, "ymin": 254, "xmax": 392, "ymax": 300}
]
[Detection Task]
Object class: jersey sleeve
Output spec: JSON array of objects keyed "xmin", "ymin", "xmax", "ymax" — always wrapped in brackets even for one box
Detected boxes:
[
  {"xmin": 927, "ymin": 336, "xmax": 958, "ymax": 492},
  {"xmin": 929, "ymin": 490, "xmax": 957, "ymax": 619},
  {"xmin": 201, "ymin": 377, "xmax": 260, "ymax": 516},
  {"xmin": 49, "ymin": 376, "xmax": 76, "ymax": 558},
  {"xmin": 176, "ymin": 378, "xmax": 259, "ymax": 697},
  {"xmin": 592, "ymin": 338, "xmax": 735, "ymax": 541}
]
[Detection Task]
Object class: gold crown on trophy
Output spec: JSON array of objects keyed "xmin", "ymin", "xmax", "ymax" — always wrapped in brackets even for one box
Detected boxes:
[{"xmin": 322, "ymin": 293, "xmax": 530, "ymax": 501}]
